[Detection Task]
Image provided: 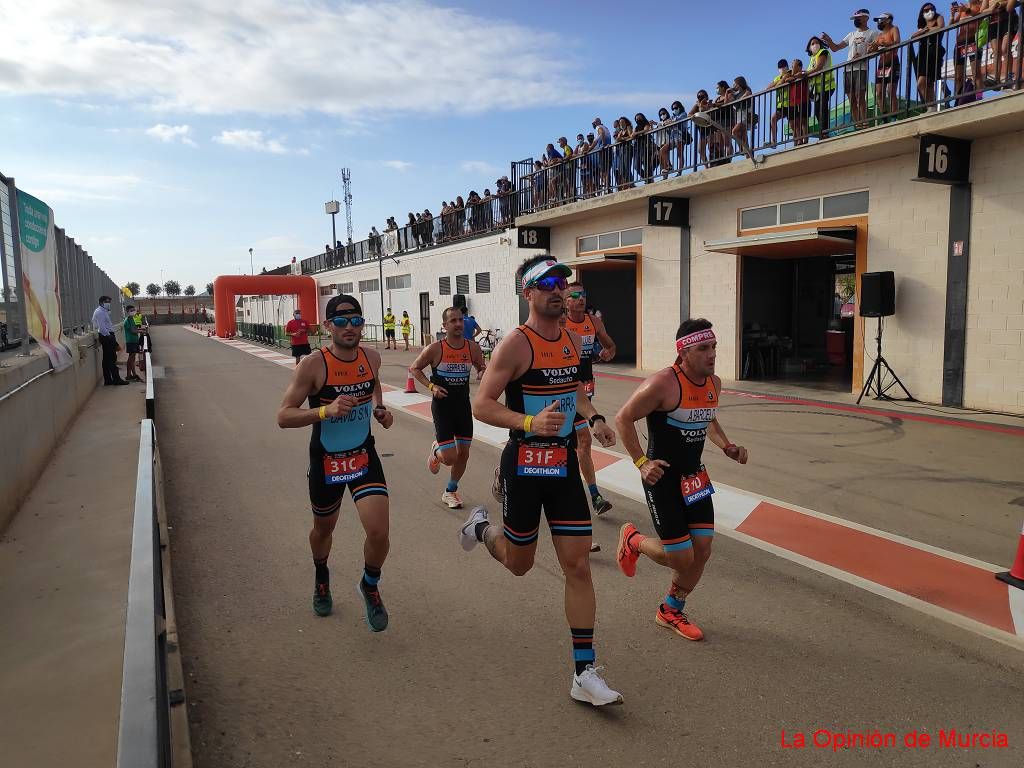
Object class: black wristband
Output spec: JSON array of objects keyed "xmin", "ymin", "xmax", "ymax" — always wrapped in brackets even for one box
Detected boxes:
[
  {"xmin": 373, "ymin": 405, "xmax": 387, "ymax": 413},
  {"xmin": 589, "ymin": 414, "xmax": 606, "ymax": 427}
]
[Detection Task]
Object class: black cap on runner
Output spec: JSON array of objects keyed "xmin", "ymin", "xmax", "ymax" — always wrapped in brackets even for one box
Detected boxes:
[{"xmin": 325, "ymin": 294, "xmax": 362, "ymax": 319}]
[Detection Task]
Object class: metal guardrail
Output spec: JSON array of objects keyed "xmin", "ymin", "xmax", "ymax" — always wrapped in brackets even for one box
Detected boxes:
[
  {"xmin": 144, "ymin": 335, "xmax": 154, "ymax": 420},
  {"xmin": 116, "ymin": 418, "xmax": 171, "ymax": 768}
]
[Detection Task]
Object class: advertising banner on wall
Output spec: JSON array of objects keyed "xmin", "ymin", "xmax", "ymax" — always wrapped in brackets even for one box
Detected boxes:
[{"xmin": 16, "ymin": 190, "xmax": 72, "ymax": 371}]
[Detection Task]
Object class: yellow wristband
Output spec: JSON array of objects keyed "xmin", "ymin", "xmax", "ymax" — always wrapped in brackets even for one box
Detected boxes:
[
  {"xmin": 522, "ymin": 415, "xmax": 534, "ymax": 433},
  {"xmin": 633, "ymin": 456, "xmax": 649, "ymax": 469},
  {"xmin": 318, "ymin": 405, "xmax": 327, "ymax": 421},
  {"xmin": 428, "ymin": 382, "xmax": 434, "ymax": 391}
]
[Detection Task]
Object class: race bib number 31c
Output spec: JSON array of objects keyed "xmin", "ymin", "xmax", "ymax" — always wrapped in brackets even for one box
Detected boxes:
[
  {"xmin": 323, "ymin": 450, "xmax": 370, "ymax": 485},
  {"xmin": 516, "ymin": 445, "xmax": 568, "ymax": 478},
  {"xmin": 681, "ymin": 465, "xmax": 714, "ymax": 506}
]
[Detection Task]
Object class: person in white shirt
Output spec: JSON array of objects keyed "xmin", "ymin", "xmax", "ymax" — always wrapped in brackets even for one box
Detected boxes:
[
  {"xmin": 822, "ymin": 9, "xmax": 879, "ymax": 128},
  {"xmin": 91, "ymin": 295, "xmax": 128, "ymax": 386}
]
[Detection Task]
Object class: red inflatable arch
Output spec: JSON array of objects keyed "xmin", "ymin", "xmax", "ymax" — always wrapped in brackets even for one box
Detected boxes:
[{"xmin": 213, "ymin": 274, "xmax": 318, "ymax": 338}]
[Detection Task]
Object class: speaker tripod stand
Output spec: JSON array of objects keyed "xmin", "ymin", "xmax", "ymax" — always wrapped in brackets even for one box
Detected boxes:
[{"xmin": 857, "ymin": 316, "xmax": 915, "ymax": 404}]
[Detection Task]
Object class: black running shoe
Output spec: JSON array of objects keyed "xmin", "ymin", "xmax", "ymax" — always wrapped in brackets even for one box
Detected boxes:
[
  {"xmin": 357, "ymin": 583, "xmax": 388, "ymax": 632},
  {"xmin": 312, "ymin": 582, "xmax": 333, "ymax": 616}
]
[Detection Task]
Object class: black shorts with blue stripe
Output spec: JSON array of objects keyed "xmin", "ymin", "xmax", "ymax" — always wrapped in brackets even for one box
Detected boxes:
[
  {"xmin": 308, "ymin": 439, "xmax": 388, "ymax": 516},
  {"xmin": 497, "ymin": 439, "xmax": 591, "ymax": 546}
]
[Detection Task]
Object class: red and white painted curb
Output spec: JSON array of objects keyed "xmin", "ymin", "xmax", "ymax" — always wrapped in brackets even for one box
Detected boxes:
[{"xmin": 187, "ymin": 326, "xmax": 1024, "ymax": 649}]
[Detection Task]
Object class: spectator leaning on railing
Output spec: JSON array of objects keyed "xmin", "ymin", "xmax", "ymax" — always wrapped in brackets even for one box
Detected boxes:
[
  {"xmin": 951, "ymin": 0, "xmax": 984, "ymax": 100},
  {"xmin": 789, "ymin": 58, "xmax": 812, "ymax": 145},
  {"xmin": 805, "ymin": 36, "xmax": 835, "ymax": 139},
  {"xmin": 728, "ymin": 77, "xmax": 755, "ymax": 157},
  {"xmin": 689, "ymin": 90, "xmax": 714, "ymax": 167},
  {"xmin": 868, "ymin": 12, "xmax": 902, "ymax": 121},
  {"xmin": 822, "ymin": 9, "xmax": 878, "ymax": 129},
  {"xmin": 769, "ymin": 59, "xmax": 793, "ymax": 147},
  {"xmin": 984, "ymin": 0, "xmax": 1021, "ymax": 88},
  {"xmin": 911, "ymin": 3, "xmax": 946, "ymax": 107}
]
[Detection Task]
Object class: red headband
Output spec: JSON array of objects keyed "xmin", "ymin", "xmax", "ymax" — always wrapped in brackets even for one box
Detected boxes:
[{"xmin": 676, "ymin": 329, "xmax": 716, "ymax": 355}]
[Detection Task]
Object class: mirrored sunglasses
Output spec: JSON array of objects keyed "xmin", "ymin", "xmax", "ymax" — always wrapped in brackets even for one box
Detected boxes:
[
  {"xmin": 528, "ymin": 276, "xmax": 568, "ymax": 292},
  {"xmin": 330, "ymin": 315, "xmax": 365, "ymax": 328},
  {"xmin": 568, "ymin": 290, "xmax": 586, "ymax": 299}
]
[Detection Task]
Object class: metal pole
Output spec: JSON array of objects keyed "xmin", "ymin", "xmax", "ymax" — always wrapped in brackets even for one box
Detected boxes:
[
  {"xmin": 378, "ymin": 251, "xmax": 385, "ymax": 338},
  {"xmin": 249, "ymin": 247, "xmax": 254, "ymax": 276},
  {"xmin": 331, "ymin": 212, "xmax": 337, "ymax": 253}
]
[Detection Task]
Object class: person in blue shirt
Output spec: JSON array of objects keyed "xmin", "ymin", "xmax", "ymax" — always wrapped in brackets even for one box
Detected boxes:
[
  {"xmin": 91, "ymin": 295, "xmax": 128, "ymax": 386},
  {"xmin": 460, "ymin": 307, "xmax": 481, "ymax": 342}
]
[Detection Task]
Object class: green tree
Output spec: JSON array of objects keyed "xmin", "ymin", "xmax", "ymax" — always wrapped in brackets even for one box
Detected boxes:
[
  {"xmin": 184, "ymin": 284, "xmax": 196, "ymax": 296},
  {"xmin": 146, "ymin": 283, "xmax": 162, "ymax": 297},
  {"xmin": 164, "ymin": 280, "xmax": 181, "ymax": 297},
  {"xmin": 205, "ymin": 282, "xmax": 215, "ymax": 296},
  {"xmin": 126, "ymin": 281, "xmax": 141, "ymax": 297}
]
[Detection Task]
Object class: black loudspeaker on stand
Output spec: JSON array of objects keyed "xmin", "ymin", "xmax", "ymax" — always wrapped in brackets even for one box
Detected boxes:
[{"xmin": 857, "ymin": 271, "xmax": 914, "ymax": 404}]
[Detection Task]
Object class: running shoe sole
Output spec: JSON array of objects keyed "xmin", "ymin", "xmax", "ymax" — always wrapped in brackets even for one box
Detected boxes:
[{"xmin": 570, "ymin": 684, "xmax": 624, "ymax": 706}]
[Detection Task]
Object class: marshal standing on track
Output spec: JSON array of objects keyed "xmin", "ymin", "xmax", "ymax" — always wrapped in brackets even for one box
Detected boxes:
[
  {"xmin": 614, "ymin": 319, "xmax": 748, "ymax": 641},
  {"xmin": 459, "ymin": 255, "xmax": 624, "ymax": 707},
  {"xmin": 408, "ymin": 306, "xmax": 486, "ymax": 509},
  {"xmin": 277, "ymin": 295, "xmax": 395, "ymax": 632},
  {"xmin": 562, "ymin": 281, "xmax": 617, "ymax": 516}
]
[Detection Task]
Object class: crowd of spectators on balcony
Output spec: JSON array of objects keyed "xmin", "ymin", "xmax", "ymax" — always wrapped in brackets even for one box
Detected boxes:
[{"xmin": 313, "ymin": 2, "xmax": 1020, "ymax": 271}]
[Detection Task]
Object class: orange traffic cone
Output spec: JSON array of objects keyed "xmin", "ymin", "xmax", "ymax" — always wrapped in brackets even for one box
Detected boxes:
[
  {"xmin": 404, "ymin": 372, "xmax": 417, "ymax": 393},
  {"xmin": 996, "ymin": 521, "xmax": 1024, "ymax": 590}
]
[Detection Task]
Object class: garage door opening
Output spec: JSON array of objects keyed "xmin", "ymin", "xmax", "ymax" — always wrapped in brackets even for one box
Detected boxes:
[
  {"xmin": 706, "ymin": 226, "xmax": 858, "ymax": 393},
  {"xmin": 572, "ymin": 254, "xmax": 637, "ymax": 366}
]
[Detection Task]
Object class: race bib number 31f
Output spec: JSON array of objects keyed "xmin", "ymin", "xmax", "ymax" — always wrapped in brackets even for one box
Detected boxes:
[
  {"xmin": 516, "ymin": 445, "xmax": 568, "ymax": 477},
  {"xmin": 681, "ymin": 465, "xmax": 714, "ymax": 506},
  {"xmin": 323, "ymin": 450, "xmax": 370, "ymax": 485}
]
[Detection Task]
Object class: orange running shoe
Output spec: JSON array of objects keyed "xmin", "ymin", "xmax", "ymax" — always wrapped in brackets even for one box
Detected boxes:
[
  {"xmin": 616, "ymin": 523, "xmax": 640, "ymax": 578},
  {"xmin": 655, "ymin": 604, "xmax": 704, "ymax": 641}
]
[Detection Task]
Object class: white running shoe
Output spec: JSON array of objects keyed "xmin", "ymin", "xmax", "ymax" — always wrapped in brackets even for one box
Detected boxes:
[
  {"xmin": 441, "ymin": 490, "xmax": 463, "ymax": 509},
  {"xmin": 427, "ymin": 441, "xmax": 441, "ymax": 475},
  {"xmin": 459, "ymin": 506, "xmax": 489, "ymax": 552},
  {"xmin": 570, "ymin": 665, "xmax": 623, "ymax": 706}
]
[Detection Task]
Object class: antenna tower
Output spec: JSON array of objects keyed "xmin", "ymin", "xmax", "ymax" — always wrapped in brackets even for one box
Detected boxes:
[{"xmin": 341, "ymin": 168, "xmax": 354, "ymax": 245}]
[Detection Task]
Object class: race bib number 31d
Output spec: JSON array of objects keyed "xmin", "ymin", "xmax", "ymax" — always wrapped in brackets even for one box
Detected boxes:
[
  {"xmin": 681, "ymin": 466, "xmax": 714, "ymax": 506},
  {"xmin": 516, "ymin": 445, "xmax": 568, "ymax": 478}
]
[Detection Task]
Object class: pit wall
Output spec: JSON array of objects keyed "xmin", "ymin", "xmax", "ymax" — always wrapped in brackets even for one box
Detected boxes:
[{"xmin": 0, "ymin": 333, "xmax": 104, "ymax": 531}]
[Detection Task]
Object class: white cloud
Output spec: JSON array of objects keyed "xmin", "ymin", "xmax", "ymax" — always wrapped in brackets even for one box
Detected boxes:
[
  {"xmin": 0, "ymin": 1, "xmax": 596, "ymax": 118},
  {"xmin": 145, "ymin": 123, "xmax": 196, "ymax": 146},
  {"xmin": 213, "ymin": 129, "xmax": 307, "ymax": 155},
  {"xmin": 383, "ymin": 160, "xmax": 413, "ymax": 172},
  {"xmin": 459, "ymin": 160, "xmax": 500, "ymax": 176},
  {"xmin": 25, "ymin": 172, "xmax": 144, "ymax": 203}
]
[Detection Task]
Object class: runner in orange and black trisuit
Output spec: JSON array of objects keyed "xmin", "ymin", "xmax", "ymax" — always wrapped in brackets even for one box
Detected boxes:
[
  {"xmin": 459, "ymin": 255, "xmax": 624, "ymax": 707},
  {"xmin": 614, "ymin": 319, "xmax": 749, "ymax": 642},
  {"xmin": 409, "ymin": 306, "xmax": 486, "ymax": 509},
  {"xmin": 563, "ymin": 281, "xmax": 616, "ymax": 517},
  {"xmin": 277, "ymin": 294, "xmax": 394, "ymax": 632}
]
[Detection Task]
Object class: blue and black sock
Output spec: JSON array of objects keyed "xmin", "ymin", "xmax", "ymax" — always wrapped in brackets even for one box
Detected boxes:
[
  {"xmin": 361, "ymin": 563, "xmax": 381, "ymax": 594},
  {"xmin": 571, "ymin": 627, "xmax": 595, "ymax": 675},
  {"xmin": 664, "ymin": 582, "xmax": 685, "ymax": 613},
  {"xmin": 446, "ymin": 479, "xmax": 459, "ymax": 493},
  {"xmin": 587, "ymin": 483, "xmax": 600, "ymax": 500},
  {"xmin": 313, "ymin": 557, "xmax": 329, "ymax": 585}
]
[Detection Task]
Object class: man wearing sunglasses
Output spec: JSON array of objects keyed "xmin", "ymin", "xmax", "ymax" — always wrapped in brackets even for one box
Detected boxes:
[
  {"xmin": 408, "ymin": 306, "xmax": 486, "ymax": 509},
  {"xmin": 277, "ymin": 295, "xmax": 395, "ymax": 632},
  {"xmin": 563, "ymin": 281, "xmax": 617, "ymax": 517},
  {"xmin": 460, "ymin": 255, "xmax": 624, "ymax": 707}
]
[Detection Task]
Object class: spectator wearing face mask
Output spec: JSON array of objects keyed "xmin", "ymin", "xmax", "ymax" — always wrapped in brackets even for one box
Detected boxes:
[
  {"xmin": 805, "ymin": 36, "xmax": 836, "ymax": 139},
  {"xmin": 286, "ymin": 308, "xmax": 312, "ymax": 365},
  {"xmin": 656, "ymin": 101, "xmax": 690, "ymax": 177},
  {"xmin": 632, "ymin": 112, "xmax": 657, "ymax": 181},
  {"xmin": 710, "ymin": 82, "xmax": 736, "ymax": 165},
  {"xmin": 911, "ymin": 4, "xmax": 946, "ymax": 107},
  {"xmin": 868, "ymin": 12, "xmax": 902, "ymax": 120},
  {"xmin": 613, "ymin": 116, "xmax": 634, "ymax": 189},
  {"xmin": 822, "ymin": 10, "xmax": 878, "ymax": 129}
]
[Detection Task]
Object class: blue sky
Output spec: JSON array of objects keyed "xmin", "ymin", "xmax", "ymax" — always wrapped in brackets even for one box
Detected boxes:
[{"xmin": 0, "ymin": 1, "xmax": 925, "ymax": 291}]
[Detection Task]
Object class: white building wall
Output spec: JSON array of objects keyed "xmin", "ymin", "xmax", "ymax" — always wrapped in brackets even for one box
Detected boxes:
[
  {"xmin": 964, "ymin": 129, "xmax": 1024, "ymax": 413},
  {"xmin": 310, "ymin": 232, "xmax": 522, "ymax": 344}
]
